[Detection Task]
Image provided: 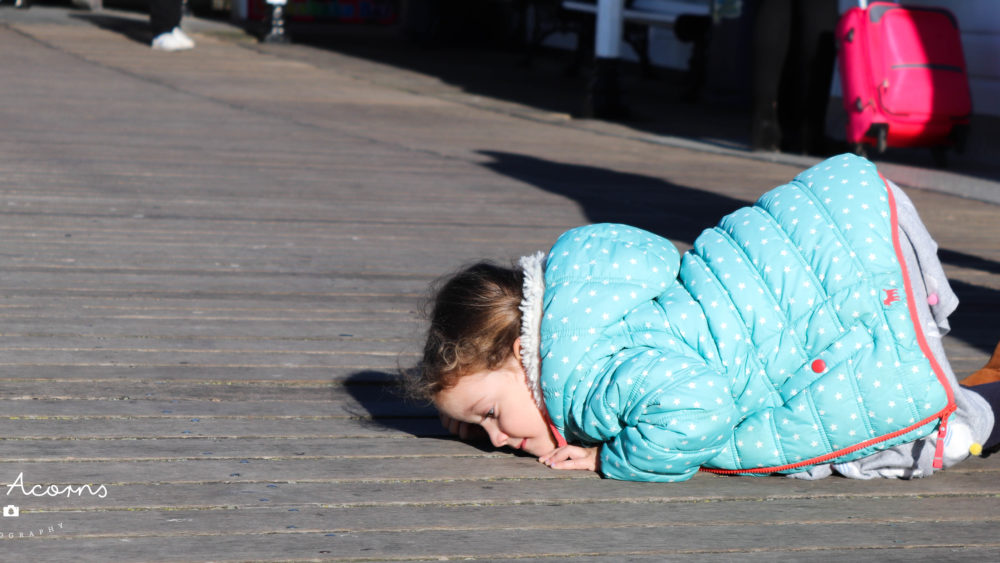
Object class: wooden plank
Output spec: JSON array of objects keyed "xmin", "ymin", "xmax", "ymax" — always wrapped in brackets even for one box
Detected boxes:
[
  {"xmin": 0, "ymin": 366, "xmax": 403, "ymax": 383},
  {"xmin": 3, "ymin": 498, "xmax": 999, "ymax": 561},
  {"xmin": 0, "ymin": 339, "xmax": 418, "ymax": 365},
  {"xmin": 0, "ymin": 416, "xmax": 444, "ymax": 439},
  {"xmin": 9, "ymin": 496, "xmax": 1000, "ymax": 537},
  {"xmin": 0, "ymin": 457, "xmax": 572, "ymax": 490},
  {"xmin": 0, "ymin": 397, "xmax": 432, "ymax": 417},
  {"xmin": 0, "ymin": 295, "xmax": 424, "ymax": 316},
  {"xmin": 0, "ymin": 323, "xmax": 422, "ymax": 346},
  {"xmin": 0, "ymin": 350, "xmax": 416, "ymax": 371},
  {"xmin": 0, "ymin": 518, "xmax": 997, "ymax": 561},
  {"xmin": 0, "ymin": 436, "xmax": 488, "ymax": 461},
  {"xmin": 0, "ymin": 459, "xmax": 997, "ymax": 510},
  {"xmin": 0, "ymin": 450, "xmax": 996, "ymax": 490}
]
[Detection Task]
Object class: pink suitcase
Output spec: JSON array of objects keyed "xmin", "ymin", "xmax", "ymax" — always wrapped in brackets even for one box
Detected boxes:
[{"xmin": 836, "ymin": 1, "xmax": 971, "ymax": 164}]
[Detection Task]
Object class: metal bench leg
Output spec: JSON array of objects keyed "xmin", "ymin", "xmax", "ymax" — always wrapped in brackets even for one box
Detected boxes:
[{"xmin": 262, "ymin": 0, "xmax": 290, "ymax": 44}]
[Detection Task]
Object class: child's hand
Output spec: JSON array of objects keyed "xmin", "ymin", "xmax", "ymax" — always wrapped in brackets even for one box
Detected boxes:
[
  {"xmin": 538, "ymin": 445, "xmax": 600, "ymax": 473},
  {"xmin": 439, "ymin": 412, "xmax": 488, "ymax": 442}
]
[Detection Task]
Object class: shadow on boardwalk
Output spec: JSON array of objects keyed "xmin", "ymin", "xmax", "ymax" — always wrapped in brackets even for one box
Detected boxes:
[
  {"xmin": 69, "ymin": 12, "xmax": 152, "ymax": 46},
  {"xmin": 478, "ymin": 150, "xmax": 750, "ymax": 245},
  {"xmin": 343, "ymin": 370, "xmax": 501, "ymax": 451}
]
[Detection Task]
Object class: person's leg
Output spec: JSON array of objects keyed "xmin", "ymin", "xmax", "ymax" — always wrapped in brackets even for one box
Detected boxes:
[
  {"xmin": 150, "ymin": 0, "xmax": 193, "ymax": 50},
  {"xmin": 963, "ymin": 381, "xmax": 1000, "ymax": 456},
  {"xmin": 750, "ymin": 0, "xmax": 791, "ymax": 151},
  {"xmin": 791, "ymin": 0, "xmax": 837, "ymax": 154},
  {"xmin": 150, "ymin": 0, "xmax": 181, "ymax": 37}
]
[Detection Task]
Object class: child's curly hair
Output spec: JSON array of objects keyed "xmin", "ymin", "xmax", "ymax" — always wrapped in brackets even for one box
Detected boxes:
[{"xmin": 407, "ymin": 262, "xmax": 524, "ymax": 402}]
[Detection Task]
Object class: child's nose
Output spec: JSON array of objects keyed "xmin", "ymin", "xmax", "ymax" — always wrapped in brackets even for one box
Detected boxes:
[{"xmin": 489, "ymin": 429, "xmax": 509, "ymax": 448}]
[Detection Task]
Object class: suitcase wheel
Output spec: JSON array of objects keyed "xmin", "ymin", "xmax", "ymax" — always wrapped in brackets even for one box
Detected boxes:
[
  {"xmin": 858, "ymin": 124, "xmax": 888, "ymax": 156},
  {"xmin": 875, "ymin": 126, "xmax": 888, "ymax": 154}
]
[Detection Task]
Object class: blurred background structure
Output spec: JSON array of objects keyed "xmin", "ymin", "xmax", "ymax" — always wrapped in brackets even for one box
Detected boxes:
[{"xmin": 14, "ymin": 1, "xmax": 997, "ymax": 172}]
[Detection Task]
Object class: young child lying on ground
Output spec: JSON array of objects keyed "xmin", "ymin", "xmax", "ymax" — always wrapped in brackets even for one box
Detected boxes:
[{"xmin": 409, "ymin": 154, "xmax": 1000, "ymax": 482}]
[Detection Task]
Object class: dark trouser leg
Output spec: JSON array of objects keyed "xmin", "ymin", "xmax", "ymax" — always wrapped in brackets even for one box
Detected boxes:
[
  {"xmin": 790, "ymin": 0, "xmax": 837, "ymax": 154},
  {"xmin": 585, "ymin": 57, "xmax": 629, "ymax": 119},
  {"xmin": 750, "ymin": 0, "xmax": 791, "ymax": 151},
  {"xmin": 963, "ymin": 381, "xmax": 1000, "ymax": 455},
  {"xmin": 751, "ymin": 0, "xmax": 837, "ymax": 153},
  {"xmin": 150, "ymin": 0, "xmax": 182, "ymax": 37}
]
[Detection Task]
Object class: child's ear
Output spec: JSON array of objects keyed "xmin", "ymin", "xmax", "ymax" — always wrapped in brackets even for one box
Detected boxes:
[{"xmin": 512, "ymin": 337, "xmax": 522, "ymax": 363}]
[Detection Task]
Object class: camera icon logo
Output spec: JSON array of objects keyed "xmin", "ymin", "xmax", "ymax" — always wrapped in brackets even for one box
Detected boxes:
[{"xmin": 3, "ymin": 505, "xmax": 19, "ymax": 518}]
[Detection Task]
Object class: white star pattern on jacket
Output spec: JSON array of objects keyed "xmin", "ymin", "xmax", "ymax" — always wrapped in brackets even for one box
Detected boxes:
[{"xmin": 531, "ymin": 154, "xmax": 948, "ymax": 482}]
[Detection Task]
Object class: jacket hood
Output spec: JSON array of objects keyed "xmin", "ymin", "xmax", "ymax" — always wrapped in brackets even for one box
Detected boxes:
[{"xmin": 518, "ymin": 251, "xmax": 546, "ymax": 410}]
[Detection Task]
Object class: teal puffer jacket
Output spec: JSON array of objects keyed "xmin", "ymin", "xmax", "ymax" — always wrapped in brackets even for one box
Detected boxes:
[{"xmin": 537, "ymin": 154, "xmax": 955, "ymax": 481}]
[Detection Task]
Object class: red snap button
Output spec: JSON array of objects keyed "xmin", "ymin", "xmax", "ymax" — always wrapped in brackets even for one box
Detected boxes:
[{"xmin": 811, "ymin": 359, "xmax": 826, "ymax": 373}]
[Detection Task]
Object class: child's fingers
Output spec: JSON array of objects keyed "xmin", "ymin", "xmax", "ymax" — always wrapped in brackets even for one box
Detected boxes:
[
  {"xmin": 537, "ymin": 446, "xmax": 570, "ymax": 465},
  {"xmin": 540, "ymin": 446, "xmax": 598, "ymax": 472},
  {"xmin": 540, "ymin": 446, "xmax": 582, "ymax": 464},
  {"xmin": 538, "ymin": 448, "xmax": 566, "ymax": 465},
  {"xmin": 549, "ymin": 457, "xmax": 595, "ymax": 471}
]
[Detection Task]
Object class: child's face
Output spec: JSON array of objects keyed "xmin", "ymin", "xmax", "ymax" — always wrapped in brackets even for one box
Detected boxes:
[{"xmin": 434, "ymin": 355, "xmax": 557, "ymax": 457}]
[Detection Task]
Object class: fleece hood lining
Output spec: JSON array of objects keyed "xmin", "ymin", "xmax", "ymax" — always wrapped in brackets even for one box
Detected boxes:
[{"xmin": 518, "ymin": 251, "xmax": 546, "ymax": 410}]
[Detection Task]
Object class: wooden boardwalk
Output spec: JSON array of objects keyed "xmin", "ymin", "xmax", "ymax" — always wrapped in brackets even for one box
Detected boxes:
[{"xmin": 1, "ymin": 7, "xmax": 998, "ymax": 561}]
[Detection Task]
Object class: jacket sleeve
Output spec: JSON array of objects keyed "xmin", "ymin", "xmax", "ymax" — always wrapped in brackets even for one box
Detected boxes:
[{"xmin": 591, "ymin": 349, "xmax": 740, "ymax": 482}]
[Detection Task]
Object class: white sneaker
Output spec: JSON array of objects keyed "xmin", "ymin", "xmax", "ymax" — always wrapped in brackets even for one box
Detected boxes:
[
  {"xmin": 171, "ymin": 27, "xmax": 196, "ymax": 49},
  {"xmin": 151, "ymin": 29, "xmax": 193, "ymax": 51}
]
